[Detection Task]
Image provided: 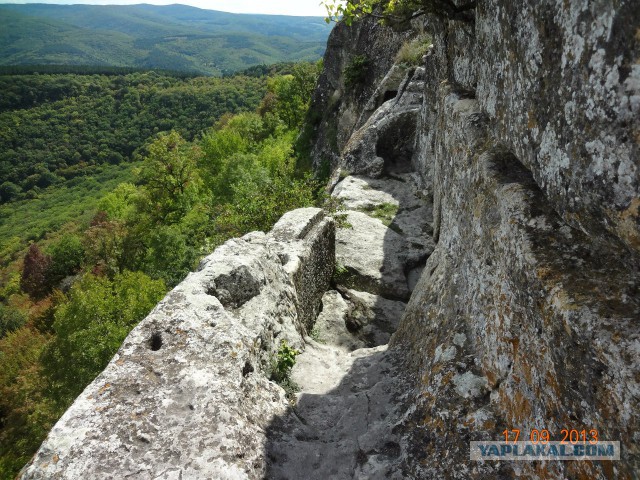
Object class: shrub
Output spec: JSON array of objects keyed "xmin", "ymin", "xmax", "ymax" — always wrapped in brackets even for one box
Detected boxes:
[
  {"xmin": 344, "ymin": 55, "xmax": 370, "ymax": 88},
  {"xmin": 270, "ymin": 340, "xmax": 300, "ymax": 399},
  {"xmin": 395, "ymin": 34, "xmax": 433, "ymax": 66}
]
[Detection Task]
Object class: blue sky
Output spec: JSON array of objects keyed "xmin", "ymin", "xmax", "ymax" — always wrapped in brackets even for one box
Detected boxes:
[{"xmin": 0, "ymin": 0, "xmax": 330, "ymax": 16}]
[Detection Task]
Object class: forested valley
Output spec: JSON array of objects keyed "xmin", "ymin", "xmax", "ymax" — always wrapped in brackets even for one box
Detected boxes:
[{"xmin": 0, "ymin": 61, "xmax": 322, "ymax": 478}]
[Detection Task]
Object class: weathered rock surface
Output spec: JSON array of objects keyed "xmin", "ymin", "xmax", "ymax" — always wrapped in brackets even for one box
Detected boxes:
[
  {"xmin": 391, "ymin": 1, "xmax": 639, "ymax": 477},
  {"xmin": 309, "ymin": 0, "xmax": 639, "ymax": 478},
  {"xmin": 264, "ymin": 110, "xmax": 434, "ymax": 478},
  {"xmin": 332, "ymin": 173, "xmax": 435, "ymax": 253},
  {"xmin": 306, "ymin": 10, "xmax": 411, "ymax": 170},
  {"xmin": 22, "ymin": 0, "xmax": 640, "ymax": 478},
  {"xmin": 313, "ymin": 289, "xmax": 405, "ymax": 350},
  {"xmin": 266, "ymin": 344, "xmax": 409, "ymax": 480},
  {"xmin": 336, "ymin": 210, "xmax": 411, "ymax": 301},
  {"xmin": 20, "ymin": 209, "xmax": 334, "ymax": 479},
  {"xmin": 341, "ymin": 67, "xmax": 425, "ymax": 178}
]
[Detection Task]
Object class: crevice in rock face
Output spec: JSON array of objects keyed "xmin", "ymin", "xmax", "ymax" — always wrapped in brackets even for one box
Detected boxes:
[
  {"xmin": 489, "ymin": 148, "xmax": 539, "ymax": 190},
  {"xmin": 382, "ymin": 90, "xmax": 398, "ymax": 103},
  {"xmin": 148, "ymin": 332, "xmax": 163, "ymax": 351},
  {"xmin": 377, "ymin": 131, "xmax": 415, "ymax": 175},
  {"xmin": 265, "ymin": 139, "xmax": 433, "ymax": 477}
]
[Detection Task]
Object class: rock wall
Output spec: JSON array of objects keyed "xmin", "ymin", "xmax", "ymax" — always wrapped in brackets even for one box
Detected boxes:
[
  {"xmin": 386, "ymin": 1, "xmax": 639, "ymax": 478},
  {"xmin": 20, "ymin": 209, "xmax": 334, "ymax": 479},
  {"xmin": 312, "ymin": 0, "xmax": 639, "ymax": 478}
]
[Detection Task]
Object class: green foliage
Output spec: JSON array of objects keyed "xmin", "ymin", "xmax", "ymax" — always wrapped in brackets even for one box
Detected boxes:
[
  {"xmin": 0, "ymin": 4, "xmax": 331, "ymax": 76},
  {"xmin": 142, "ymin": 226, "xmax": 198, "ymax": 287},
  {"xmin": 323, "ymin": 0, "xmax": 476, "ymax": 25},
  {"xmin": 0, "ymin": 72, "xmax": 266, "ymax": 203},
  {"xmin": 260, "ymin": 63, "xmax": 321, "ymax": 130},
  {"xmin": 362, "ymin": 202, "xmax": 399, "ymax": 226},
  {"xmin": 137, "ymin": 131, "xmax": 202, "ymax": 225},
  {"xmin": 333, "ymin": 261, "xmax": 357, "ymax": 287},
  {"xmin": 46, "ymin": 234, "xmax": 85, "ymax": 284},
  {"xmin": 310, "ymin": 324, "xmax": 324, "ymax": 343},
  {"xmin": 0, "ymin": 304, "xmax": 27, "ymax": 338},
  {"xmin": 0, "ymin": 60, "xmax": 322, "ymax": 477},
  {"xmin": 0, "ymin": 182, "xmax": 20, "ymax": 204},
  {"xmin": 0, "ymin": 327, "xmax": 56, "ymax": 478},
  {"xmin": 344, "ymin": 55, "xmax": 370, "ymax": 88},
  {"xmin": 96, "ymin": 183, "xmax": 139, "ymax": 222},
  {"xmin": 395, "ymin": 34, "xmax": 433, "ymax": 65},
  {"xmin": 270, "ymin": 340, "xmax": 300, "ymax": 400},
  {"xmin": 0, "ymin": 163, "xmax": 137, "ymax": 246},
  {"xmin": 324, "ymin": 0, "xmax": 375, "ymax": 26},
  {"xmin": 44, "ymin": 272, "xmax": 165, "ymax": 404},
  {"xmin": 321, "ymin": 195, "xmax": 352, "ymax": 228}
]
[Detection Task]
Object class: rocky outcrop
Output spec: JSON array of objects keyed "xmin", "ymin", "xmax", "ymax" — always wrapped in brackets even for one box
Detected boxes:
[
  {"xmin": 20, "ymin": 209, "xmax": 334, "ymax": 479},
  {"xmin": 266, "ymin": 137, "xmax": 433, "ymax": 479},
  {"xmin": 307, "ymin": 12, "xmax": 411, "ymax": 171},
  {"xmin": 309, "ymin": 0, "xmax": 639, "ymax": 478},
  {"xmin": 341, "ymin": 66, "xmax": 426, "ymax": 178}
]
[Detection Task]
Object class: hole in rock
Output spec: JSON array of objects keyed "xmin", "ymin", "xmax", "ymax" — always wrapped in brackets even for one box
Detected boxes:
[
  {"xmin": 383, "ymin": 90, "xmax": 398, "ymax": 102},
  {"xmin": 149, "ymin": 332, "xmax": 163, "ymax": 351},
  {"xmin": 242, "ymin": 361, "xmax": 254, "ymax": 377},
  {"xmin": 490, "ymin": 149, "xmax": 539, "ymax": 190}
]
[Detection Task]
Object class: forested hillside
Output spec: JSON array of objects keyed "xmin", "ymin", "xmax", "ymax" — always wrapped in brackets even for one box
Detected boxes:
[
  {"xmin": 0, "ymin": 72, "xmax": 265, "ymax": 201},
  {"xmin": 0, "ymin": 4, "xmax": 332, "ymax": 75},
  {"xmin": 0, "ymin": 62, "xmax": 323, "ymax": 478}
]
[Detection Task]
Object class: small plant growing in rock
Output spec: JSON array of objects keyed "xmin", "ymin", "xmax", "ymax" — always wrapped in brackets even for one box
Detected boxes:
[
  {"xmin": 338, "ymin": 168, "xmax": 350, "ymax": 180},
  {"xmin": 271, "ymin": 340, "xmax": 300, "ymax": 399},
  {"xmin": 344, "ymin": 55, "xmax": 370, "ymax": 88},
  {"xmin": 322, "ymin": 196, "xmax": 353, "ymax": 229},
  {"xmin": 361, "ymin": 202, "xmax": 399, "ymax": 226},
  {"xmin": 333, "ymin": 261, "xmax": 356, "ymax": 287},
  {"xmin": 395, "ymin": 34, "xmax": 433, "ymax": 66},
  {"xmin": 310, "ymin": 324, "xmax": 324, "ymax": 343}
]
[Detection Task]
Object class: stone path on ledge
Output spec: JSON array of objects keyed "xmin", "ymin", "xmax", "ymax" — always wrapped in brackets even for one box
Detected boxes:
[{"xmin": 266, "ymin": 170, "xmax": 433, "ymax": 479}]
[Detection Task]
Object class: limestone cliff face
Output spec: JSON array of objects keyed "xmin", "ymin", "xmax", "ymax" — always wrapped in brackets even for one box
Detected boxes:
[
  {"xmin": 308, "ymin": 13, "xmax": 411, "ymax": 171},
  {"xmin": 312, "ymin": 0, "xmax": 639, "ymax": 478},
  {"xmin": 356, "ymin": 1, "xmax": 637, "ymax": 479}
]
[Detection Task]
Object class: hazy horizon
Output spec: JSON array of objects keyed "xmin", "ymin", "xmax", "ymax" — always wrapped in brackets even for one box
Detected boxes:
[{"xmin": 0, "ymin": 0, "xmax": 329, "ymax": 17}]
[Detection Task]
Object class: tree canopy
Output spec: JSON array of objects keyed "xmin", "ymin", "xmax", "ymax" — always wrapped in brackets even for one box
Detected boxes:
[{"xmin": 323, "ymin": 0, "xmax": 476, "ymax": 25}]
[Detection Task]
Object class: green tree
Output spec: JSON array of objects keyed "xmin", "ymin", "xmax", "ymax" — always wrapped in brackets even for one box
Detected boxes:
[
  {"xmin": 260, "ymin": 63, "xmax": 319, "ymax": 131},
  {"xmin": 96, "ymin": 183, "xmax": 140, "ymax": 222},
  {"xmin": 143, "ymin": 225, "xmax": 198, "ymax": 287},
  {"xmin": 44, "ymin": 272, "xmax": 166, "ymax": 404},
  {"xmin": 47, "ymin": 234, "xmax": 85, "ymax": 284},
  {"xmin": 0, "ymin": 327, "xmax": 56, "ymax": 477},
  {"xmin": 138, "ymin": 131, "xmax": 202, "ymax": 225},
  {"xmin": 323, "ymin": 0, "xmax": 475, "ymax": 25},
  {"xmin": 0, "ymin": 182, "xmax": 20, "ymax": 203},
  {"xmin": 0, "ymin": 304, "xmax": 27, "ymax": 338}
]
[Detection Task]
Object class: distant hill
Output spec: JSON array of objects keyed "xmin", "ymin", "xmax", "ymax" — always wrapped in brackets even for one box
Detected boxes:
[{"xmin": 0, "ymin": 4, "xmax": 332, "ymax": 75}]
